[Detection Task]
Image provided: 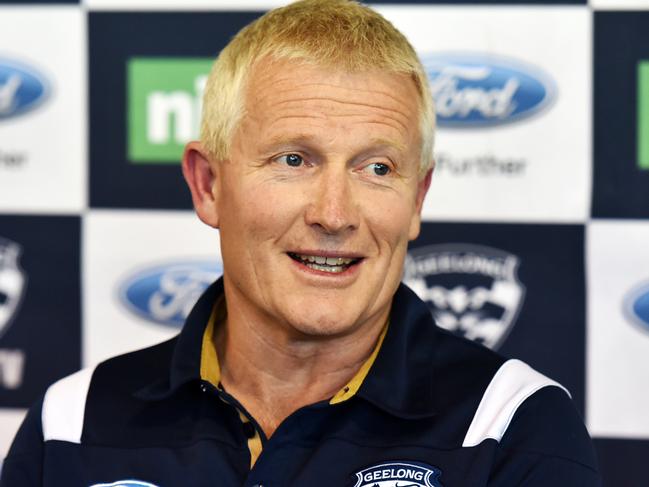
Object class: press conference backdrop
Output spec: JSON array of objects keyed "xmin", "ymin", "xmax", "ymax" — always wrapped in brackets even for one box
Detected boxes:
[{"xmin": 0, "ymin": 0, "xmax": 648, "ymax": 485}]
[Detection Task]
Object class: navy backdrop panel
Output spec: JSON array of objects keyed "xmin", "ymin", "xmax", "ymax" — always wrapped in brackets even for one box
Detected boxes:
[
  {"xmin": 593, "ymin": 11, "xmax": 649, "ymax": 219},
  {"xmin": 0, "ymin": 0, "xmax": 78, "ymax": 3},
  {"xmin": 410, "ymin": 222, "xmax": 586, "ymax": 415},
  {"xmin": 0, "ymin": 215, "xmax": 81, "ymax": 408},
  {"xmin": 594, "ymin": 438, "xmax": 649, "ymax": 487},
  {"xmin": 89, "ymin": 11, "xmax": 262, "ymax": 210}
]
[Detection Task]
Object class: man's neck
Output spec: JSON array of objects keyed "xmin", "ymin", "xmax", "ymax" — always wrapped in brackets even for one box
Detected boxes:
[{"xmin": 214, "ymin": 291, "xmax": 388, "ymax": 439}]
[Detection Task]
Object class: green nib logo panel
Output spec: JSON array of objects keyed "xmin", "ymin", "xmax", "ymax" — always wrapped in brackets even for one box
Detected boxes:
[
  {"xmin": 127, "ymin": 58, "xmax": 212, "ymax": 163},
  {"xmin": 638, "ymin": 61, "xmax": 649, "ymax": 171},
  {"xmin": 89, "ymin": 11, "xmax": 261, "ymax": 209}
]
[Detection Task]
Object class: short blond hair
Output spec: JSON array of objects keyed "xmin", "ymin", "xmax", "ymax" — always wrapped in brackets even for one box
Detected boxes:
[{"xmin": 200, "ymin": 0, "xmax": 435, "ymax": 175}]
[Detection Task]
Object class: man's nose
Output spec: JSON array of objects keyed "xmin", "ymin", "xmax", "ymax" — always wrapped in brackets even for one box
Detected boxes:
[{"xmin": 304, "ymin": 166, "xmax": 360, "ymax": 235}]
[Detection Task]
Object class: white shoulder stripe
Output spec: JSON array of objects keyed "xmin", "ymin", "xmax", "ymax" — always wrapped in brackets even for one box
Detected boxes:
[
  {"xmin": 42, "ymin": 366, "xmax": 95, "ymax": 443},
  {"xmin": 462, "ymin": 359, "xmax": 569, "ymax": 447}
]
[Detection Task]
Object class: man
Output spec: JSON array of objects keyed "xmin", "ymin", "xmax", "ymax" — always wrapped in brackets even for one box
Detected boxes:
[{"xmin": 1, "ymin": 1, "xmax": 600, "ymax": 485}]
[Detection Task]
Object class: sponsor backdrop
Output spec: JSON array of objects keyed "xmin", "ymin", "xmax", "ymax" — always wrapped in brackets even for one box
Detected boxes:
[{"xmin": 0, "ymin": 1, "xmax": 646, "ymax": 485}]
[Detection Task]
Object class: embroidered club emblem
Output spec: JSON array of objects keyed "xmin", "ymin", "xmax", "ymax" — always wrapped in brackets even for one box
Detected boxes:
[
  {"xmin": 353, "ymin": 461, "xmax": 444, "ymax": 487},
  {"xmin": 89, "ymin": 481, "xmax": 159, "ymax": 487}
]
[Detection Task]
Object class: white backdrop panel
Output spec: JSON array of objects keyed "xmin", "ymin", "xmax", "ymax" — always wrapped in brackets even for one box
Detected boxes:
[
  {"xmin": 590, "ymin": 0, "xmax": 649, "ymax": 9},
  {"xmin": 377, "ymin": 6, "xmax": 591, "ymax": 223},
  {"xmin": 0, "ymin": 7, "xmax": 86, "ymax": 214},
  {"xmin": 84, "ymin": 0, "xmax": 291, "ymax": 10},
  {"xmin": 587, "ymin": 220, "xmax": 649, "ymax": 438},
  {"xmin": 83, "ymin": 210, "xmax": 222, "ymax": 367}
]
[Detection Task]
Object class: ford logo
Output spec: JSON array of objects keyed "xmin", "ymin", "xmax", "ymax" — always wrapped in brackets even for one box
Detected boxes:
[
  {"xmin": 118, "ymin": 260, "xmax": 222, "ymax": 327},
  {"xmin": 421, "ymin": 53, "xmax": 556, "ymax": 127},
  {"xmin": 0, "ymin": 59, "xmax": 50, "ymax": 120},
  {"xmin": 624, "ymin": 282, "xmax": 649, "ymax": 332}
]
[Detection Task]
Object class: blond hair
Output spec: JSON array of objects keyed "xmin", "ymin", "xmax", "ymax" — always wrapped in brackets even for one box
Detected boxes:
[{"xmin": 200, "ymin": 0, "xmax": 435, "ymax": 175}]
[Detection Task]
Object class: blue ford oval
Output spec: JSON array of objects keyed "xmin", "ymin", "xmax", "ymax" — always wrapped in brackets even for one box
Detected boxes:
[
  {"xmin": 119, "ymin": 260, "xmax": 223, "ymax": 328},
  {"xmin": 625, "ymin": 282, "xmax": 649, "ymax": 332},
  {"xmin": 420, "ymin": 52, "xmax": 556, "ymax": 127},
  {"xmin": 0, "ymin": 59, "xmax": 49, "ymax": 120}
]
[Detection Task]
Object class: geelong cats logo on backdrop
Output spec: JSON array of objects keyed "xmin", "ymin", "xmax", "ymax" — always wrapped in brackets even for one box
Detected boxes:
[
  {"xmin": 0, "ymin": 238, "xmax": 27, "ymax": 339},
  {"xmin": 353, "ymin": 462, "xmax": 443, "ymax": 487},
  {"xmin": 404, "ymin": 243, "xmax": 525, "ymax": 350}
]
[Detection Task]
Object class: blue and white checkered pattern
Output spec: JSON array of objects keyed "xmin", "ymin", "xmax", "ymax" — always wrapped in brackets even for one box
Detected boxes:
[{"xmin": 1, "ymin": 1, "xmax": 648, "ymax": 485}]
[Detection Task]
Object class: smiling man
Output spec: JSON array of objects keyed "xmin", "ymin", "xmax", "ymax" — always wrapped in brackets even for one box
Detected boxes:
[
  {"xmin": 182, "ymin": 56, "xmax": 430, "ymax": 436},
  {"xmin": 1, "ymin": 1, "xmax": 599, "ymax": 486}
]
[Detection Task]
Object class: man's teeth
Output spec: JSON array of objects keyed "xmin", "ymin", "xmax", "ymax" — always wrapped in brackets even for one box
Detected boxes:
[
  {"xmin": 294, "ymin": 254, "xmax": 356, "ymax": 273},
  {"xmin": 296, "ymin": 254, "xmax": 354, "ymax": 265}
]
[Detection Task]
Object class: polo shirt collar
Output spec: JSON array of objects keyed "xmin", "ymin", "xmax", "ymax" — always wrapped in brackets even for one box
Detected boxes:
[
  {"xmin": 356, "ymin": 283, "xmax": 438, "ymax": 418},
  {"xmin": 135, "ymin": 278, "xmax": 223, "ymax": 400},
  {"xmin": 138, "ymin": 279, "xmax": 438, "ymax": 419}
]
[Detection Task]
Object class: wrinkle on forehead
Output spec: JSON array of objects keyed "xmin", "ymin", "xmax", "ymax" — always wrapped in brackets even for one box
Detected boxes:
[
  {"xmin": 263, "ymin": 116, "xmax": 411, "ymax": 148},
  {"xmin": 250, "ymin": 79, "xmax": 417, "ymax": 119},
  {"xmin": 241, "ymin": 60, "xmax": 421, "ymax": 151},
  {"xmin": 264, "ymin": 97, "xmax": 412, "ymax": 133},
  {"xmin": 253, "ymin": 80, "xmax": 414, "ymax": 109}
]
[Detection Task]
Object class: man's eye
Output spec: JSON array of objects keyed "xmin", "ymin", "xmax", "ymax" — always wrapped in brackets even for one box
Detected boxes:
[
  {"xmin": 365, "ymin": 162, "xmax": 391, "ymax": 176},
  {"xmin": 277, "ymin": 153, "xmax": 304, "ymax": 167}
]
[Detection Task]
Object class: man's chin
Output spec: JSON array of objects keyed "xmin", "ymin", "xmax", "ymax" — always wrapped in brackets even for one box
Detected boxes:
[{"xmin": 283, "ymin": 313, "xmax": 366, "ymax": 340}]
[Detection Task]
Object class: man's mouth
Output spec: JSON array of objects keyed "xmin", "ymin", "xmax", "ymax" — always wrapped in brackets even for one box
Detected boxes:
[{"xmin": 287, "ymin": 252, "xmax": 362, "ymax": 274}]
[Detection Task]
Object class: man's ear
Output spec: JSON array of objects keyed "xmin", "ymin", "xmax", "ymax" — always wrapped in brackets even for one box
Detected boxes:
[
  {"xmin": 415, "ymin": 168, "xmax": 433, "ymax": 213},
  {"xmin": 408, "ymin": 167, "xmax": 433, "ymax": 241},
  {"xmin": 182, "ymin": 141, "xmax": 220, "ymax": 228}
]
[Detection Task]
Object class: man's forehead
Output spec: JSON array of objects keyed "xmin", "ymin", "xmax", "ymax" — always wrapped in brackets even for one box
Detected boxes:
[
  {"xmin": 244, "ymin": 59, "xmax": 417, "ymax": 120},
  {"xmin": 246, "ymin": 56, "xmax": 419, "ymax": 103},
  {"xmin": 228, "ymin": 57, "xmax": 423, "ymax": 163}
]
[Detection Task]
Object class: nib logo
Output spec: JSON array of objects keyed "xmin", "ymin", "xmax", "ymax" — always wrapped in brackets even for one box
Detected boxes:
[
  {"xmin": 127, "ymin": 58, "xmax": 212, "ymax": 163},
  {"xmin": 638, "ymin": 61, "xmax": 649, "ymax": 171}
]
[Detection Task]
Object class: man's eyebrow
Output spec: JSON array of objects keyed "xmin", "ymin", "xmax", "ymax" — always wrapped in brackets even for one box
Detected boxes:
[
  {"xmin": 368, "ymin": 137, "xmax": 408, "ymax": 154},
  {"xmin": 261, "ymin": 134, "xmax": 315, "ymax": 150}
]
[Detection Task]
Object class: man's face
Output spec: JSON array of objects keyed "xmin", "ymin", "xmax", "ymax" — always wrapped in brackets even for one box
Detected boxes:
[{"xmin": 211, "ymin": 58, "xmax": 430, "ymax": 338}]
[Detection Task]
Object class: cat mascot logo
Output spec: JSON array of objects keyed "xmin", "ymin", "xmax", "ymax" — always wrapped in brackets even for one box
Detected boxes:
[
  {"xmin": 404, "ymin": 243, "xmax": 525, "ymax": 350},
  {"xmin": 353, "ymin": 462, "xmax": 444, "ymax": 487},
  {"xmin": 0, "ymin": 238, "xmax": 26, "ymax": 340}
]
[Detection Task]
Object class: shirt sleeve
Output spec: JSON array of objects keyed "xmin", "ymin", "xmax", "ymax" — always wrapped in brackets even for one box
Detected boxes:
[
  {"xmin": 487, "ymin": 386, "xmax": 601, "ymax": 486},
  {"xmin": 0, "ymin": 396, "xmax": 45, "ymax": 487}
]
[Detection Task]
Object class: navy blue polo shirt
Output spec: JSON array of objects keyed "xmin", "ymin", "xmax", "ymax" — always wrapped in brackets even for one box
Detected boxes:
[{"xmin": 1, "ymin": 279, "xmax": 600, "ymax": 486}]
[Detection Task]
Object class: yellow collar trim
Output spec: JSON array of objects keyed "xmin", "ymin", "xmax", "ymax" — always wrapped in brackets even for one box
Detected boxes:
[
  {"xmin": 199, "ymin": 297, "xmax": 224, "ymax": 387},
  {"xmin": 238, "ymin": 410, "xmax": 263, "ymax": 468},
  {"xmin": 329, "ymin": 321, "xmax": 389, "ymax": 405}
]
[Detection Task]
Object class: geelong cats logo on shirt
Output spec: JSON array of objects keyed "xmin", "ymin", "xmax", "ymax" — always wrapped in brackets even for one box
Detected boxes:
[
  {"xmin": 404, "ymin": 243, "xmax": 525, "ymax": 350},
  {"xmin": 89, "ymin": 481, "xmax": 159, "ymax": 487},
  {"xmin": 353, "ymin": 462, "xmax": 444, "ymax": 487}
]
